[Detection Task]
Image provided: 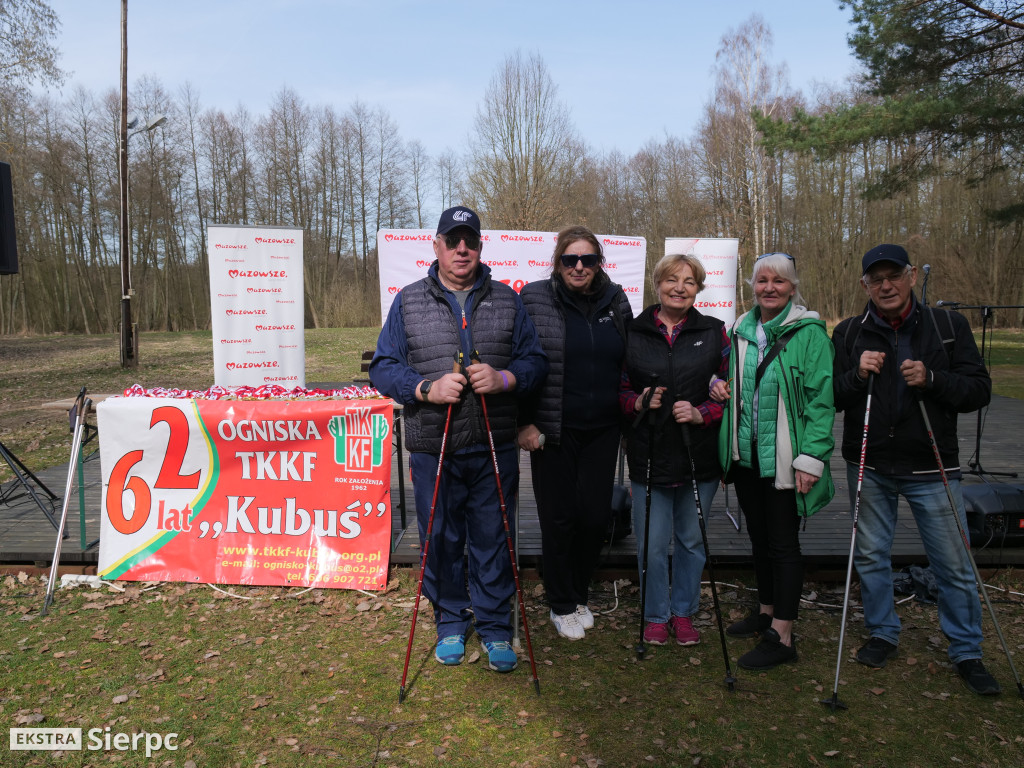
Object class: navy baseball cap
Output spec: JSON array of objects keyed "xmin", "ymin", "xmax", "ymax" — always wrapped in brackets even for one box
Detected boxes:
[
  {"xmin": 862, "ymin": 244, "xmax": 910, "ymax": 274},
  {"xmin": 436, "ymin": 206, "xmax": 481, "ymax": 236}
]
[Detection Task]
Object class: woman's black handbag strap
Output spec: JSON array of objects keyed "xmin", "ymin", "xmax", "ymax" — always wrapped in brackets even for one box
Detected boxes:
[{"xmin": 755, "ymin": 327, "xmax": 799, "ymax": 389}]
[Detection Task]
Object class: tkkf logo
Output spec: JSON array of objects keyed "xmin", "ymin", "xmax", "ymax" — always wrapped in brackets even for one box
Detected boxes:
[{"xmin": 328, "ymin": 408, "xmax": 390, "ymax": 474}]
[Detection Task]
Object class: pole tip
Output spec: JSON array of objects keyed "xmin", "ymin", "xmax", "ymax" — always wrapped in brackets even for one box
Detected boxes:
[
  {"xmin": 819, "ymin": 696, "xmax": 848, "ymax": 711},
  {"xmin": 398, "ymin": 687, "xmax": 406, "ymax": 703},
  {"xmin": 533, "ymin": 679, "xmax": 541, "ymax": 696}
]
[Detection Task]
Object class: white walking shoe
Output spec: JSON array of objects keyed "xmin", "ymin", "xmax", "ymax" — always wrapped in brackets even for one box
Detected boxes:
[
  {"xmin": 575, "ymin": 604, "xmax": 595, "ymax": 630},
  {"xmin": 550, "ymin": 609, "xmax": 585, "ymax": 640}
]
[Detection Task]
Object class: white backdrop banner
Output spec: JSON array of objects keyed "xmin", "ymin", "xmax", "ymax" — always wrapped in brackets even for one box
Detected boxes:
[
  {"xmin": 664, "ymin": 237, "xmax": 740, "ymax": 328},
  {"xmin": 208, "ymin": 225, "xmax": 305, "ymax": 388},
  {"xmin": 377, "ymin": 229, "xmax": 648, "ymax": 322}
]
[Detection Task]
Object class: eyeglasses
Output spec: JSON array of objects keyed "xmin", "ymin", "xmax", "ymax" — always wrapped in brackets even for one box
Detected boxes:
[
  {"xmin": 863, "ymin": 268, "xmax": 911, "ymax": 287},
  {"xmin": 756, "ymin": 252, "xmax": 796, "ymax": 264},
  {"xmin": 559, "ymin": 253, "xmax": 600, "ymax": 269},
  {"xmin": 443, "ymin": 232, "xmax": 481, "ymax": 251}
]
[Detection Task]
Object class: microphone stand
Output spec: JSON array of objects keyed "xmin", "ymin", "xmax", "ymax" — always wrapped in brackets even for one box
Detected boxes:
[{"xmin": 934, "ymin": 302, "xmax": 1023, "ymax": 478}]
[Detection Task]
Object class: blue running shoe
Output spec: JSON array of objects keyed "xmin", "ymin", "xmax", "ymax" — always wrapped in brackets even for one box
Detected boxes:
[
  {"xmin": 434, "ymin": 635, "xmax": 465, "ymax": 665},
  {"xmin": 483, "ymin": 640, "xmax": 518, "ymax": 673}
]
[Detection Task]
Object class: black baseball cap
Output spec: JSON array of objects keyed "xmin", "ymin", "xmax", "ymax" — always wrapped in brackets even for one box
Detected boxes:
[
  {"xmin": 862, "ymin": 243, "xmax": 910, "ymax": 274},
  {"xmin": 436, "ymin": 206, "xmax": 481, "ymax": 236}
]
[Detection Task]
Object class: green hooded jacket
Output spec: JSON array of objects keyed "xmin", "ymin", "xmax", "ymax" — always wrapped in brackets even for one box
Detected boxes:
[{"xmin": 718, "ymin": 302, "xmax": 836, "ymax": 516}]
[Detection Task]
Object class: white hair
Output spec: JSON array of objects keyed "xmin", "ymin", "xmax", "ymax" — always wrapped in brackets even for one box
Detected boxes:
[{"xmin": 747, "ymin": 253, "xmax": 804, "ymax": 305}]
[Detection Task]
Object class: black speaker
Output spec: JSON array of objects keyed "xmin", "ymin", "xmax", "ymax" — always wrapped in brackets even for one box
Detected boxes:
[
  {"xmin": 963, "ymin": 483, "xmax": 1024, "ymax": 548},
  {"xmin": 0, "ymin": 161, "xmax": 19, "ymax": 275}
]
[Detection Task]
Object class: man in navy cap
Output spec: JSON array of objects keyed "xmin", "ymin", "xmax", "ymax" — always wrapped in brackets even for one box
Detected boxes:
[
  {"xmin": 832, "ymin": 244, "xmax": 998, "ymax": 694},
  {"xmin": 370, "ymin": 205, "xmax": 547, "ymax": 674}
]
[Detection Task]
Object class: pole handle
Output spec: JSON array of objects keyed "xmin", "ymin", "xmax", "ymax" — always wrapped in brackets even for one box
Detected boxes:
[
  {"xmin": 631, "ymin": 373, "xmax": 659, "ymax": 429},
  {"xmin": 678, "ymin": 396, "xmax": 693, "ymax": 449}
]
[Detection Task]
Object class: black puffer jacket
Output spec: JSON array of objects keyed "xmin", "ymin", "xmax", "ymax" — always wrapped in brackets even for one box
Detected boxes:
[
  {"xmin": 519, "ymin": 272, "xmax": 631, "ymax": 444},
  {"xmin": 832, "ymin": 298, "xmax": 990, "ymax": 476}
]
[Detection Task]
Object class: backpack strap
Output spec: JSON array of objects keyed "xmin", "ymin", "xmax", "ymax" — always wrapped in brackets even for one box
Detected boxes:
[{"xmin": 927, "ymin": 307, "xmax": 956, "ymax": 366}]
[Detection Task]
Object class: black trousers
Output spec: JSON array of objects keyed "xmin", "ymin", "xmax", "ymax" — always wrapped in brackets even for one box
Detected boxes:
[
  {"xmin": 732, "ymin": 460, "xmax": 803, "ymax": 621},
  {"xmin": 530, "ymin": 424, "xmax": 619, "ymax": 615}
]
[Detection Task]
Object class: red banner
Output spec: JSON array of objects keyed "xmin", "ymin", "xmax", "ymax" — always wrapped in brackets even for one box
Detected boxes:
[{"xmin": 97, "ymin": 398, "xmax": 393, "ymax": 590}]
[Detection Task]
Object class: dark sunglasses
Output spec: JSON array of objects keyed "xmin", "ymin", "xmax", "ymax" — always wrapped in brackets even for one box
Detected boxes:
[
  {"xmin": 443, "ymin": 232, "xmax": 481, "ymax": 251},
  {"xmin": 559, "ymin": 253, "xmax": 600, "ymax": 269}
]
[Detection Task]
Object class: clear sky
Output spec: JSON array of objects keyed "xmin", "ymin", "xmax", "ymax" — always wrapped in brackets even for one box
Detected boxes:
[{"xmin": 40, "ymin": 0, "xmax": 860, "ymax": 158}]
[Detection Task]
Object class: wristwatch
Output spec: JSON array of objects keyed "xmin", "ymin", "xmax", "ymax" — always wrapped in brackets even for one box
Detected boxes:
[{"xmin": 420, "ymin": 379, "xmax": 432, "ymax": 401}]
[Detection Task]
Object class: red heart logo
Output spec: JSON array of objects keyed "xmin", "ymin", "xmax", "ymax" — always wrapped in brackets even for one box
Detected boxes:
[
  {"xmin": 228, "ymin": 270, "xmax": 239, "ymax": 279},
  {"xmin": 388, "ymin": 286, "xmax": 399, "ymax": 295}
]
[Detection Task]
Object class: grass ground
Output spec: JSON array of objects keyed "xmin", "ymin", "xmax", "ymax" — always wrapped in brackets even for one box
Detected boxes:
[
  {"xmin": 3, "ymin": 567, "xmax": 1023, "ymax": 767},
  {"xmin": 1, "ymin": 329, "xmax": 1023, "ymax": 766}
]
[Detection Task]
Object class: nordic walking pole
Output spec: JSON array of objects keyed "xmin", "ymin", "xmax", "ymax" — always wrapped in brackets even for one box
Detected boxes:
[
  {"xmin": 470, "ymin": 352, "xmax": 540, "ymax": 695},
  {"xmin": 680, "ymin": 419, "xmax": 736, "ymax": 691},
  {"xmin": 821, "ymin": 374, "xmax": 873, "ymax": 711},
  {"xmin": 41, "ymin": 389, "xmax": 90, "ymax": 616},
  {"xmin": 399, "ymin": 353, "xmax": 461, "ymax": 703},
  {"xmin": 916, "ymin": 395, "xmax": 1024, "ymax": 699},
  {"xmin": 633, "ymin": 376, "xmax": 658, "ymax": 660}
]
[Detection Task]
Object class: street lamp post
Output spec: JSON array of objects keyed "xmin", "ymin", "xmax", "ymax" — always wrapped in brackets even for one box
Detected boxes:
[{"xmin": 117, "ymin": 0, "xmax": 167, "ymax": 367}]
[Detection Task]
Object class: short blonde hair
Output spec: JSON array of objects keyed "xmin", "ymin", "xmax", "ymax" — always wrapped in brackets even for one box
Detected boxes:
[{"xmin": 652, "ymin": 254, "xmax": 706, "ymax": 294}]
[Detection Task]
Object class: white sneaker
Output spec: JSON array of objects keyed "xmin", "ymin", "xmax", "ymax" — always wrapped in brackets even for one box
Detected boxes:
[
  {"xmin": 575, "ymin": 604, "xmax": 595, "ymax": 630},
  {"xmin": 550, "ymin": 609, "xmax": 585, "ymax": 640}
]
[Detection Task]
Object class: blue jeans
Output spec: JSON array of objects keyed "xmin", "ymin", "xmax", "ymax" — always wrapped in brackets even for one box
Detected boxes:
[
  {"xmin": 631, "ymin": 480, "xmax": 718, "ymax": 623},
  {"xmin": 849, "ymin": 464, "xmax": 983, "ymax": 663}
]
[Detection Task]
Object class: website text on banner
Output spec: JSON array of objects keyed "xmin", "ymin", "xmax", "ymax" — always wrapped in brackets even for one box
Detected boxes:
[
  {"xmin": 209, "ymin": 224, "xmax": 305, "ymax": 388},
  {"xmin": 97, "ymin": 397, "xmax": 393, "ymax": 591},
  {"xmin": 664, "ymin": 238, "xmax": 739, "ymax": 328},
  {"xmin": 377, "ymin": 229, "xmax": 648, "ymax": 323}
]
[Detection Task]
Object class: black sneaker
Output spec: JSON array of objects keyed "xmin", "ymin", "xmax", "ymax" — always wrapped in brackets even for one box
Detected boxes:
[
  {"xmin": 738, "ymin": 627, "xmax": 798, "ymax": 670},
  {"xmin": 726, "ymin": 610, "xmax": 771, "ymax": 638},
  {"xmin": 955, "ymin": 659, "xmax": 1001, "ymax": 696},
  {"xmin": 855, "ymin": 637, "xmax": 898, "ymax": 668}
]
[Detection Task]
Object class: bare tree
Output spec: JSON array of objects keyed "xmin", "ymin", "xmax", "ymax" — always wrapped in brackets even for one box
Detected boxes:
[
  {"xmin": 407, "ymin": 139, "xmax": 429, "ymax": 228},
  {"xmin": 436, "ymin": 149, "xmax": 458, "ymax": 211},
  {"xmin": 695, "ymin": 15, "xmax": 789, "ymax": 307},
  {"xmin": 0, "ymin": 0, "xmax": 64, "ymax": 88},
  {"xmin": 465, "ymin": 51, "xmax": 582, "ymax": 230}
]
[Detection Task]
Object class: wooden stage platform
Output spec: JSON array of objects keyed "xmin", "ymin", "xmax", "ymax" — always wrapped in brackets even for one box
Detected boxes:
[{"xmin": 3, "ymin": 396, "xmax": 1023, "ymax": 574}]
